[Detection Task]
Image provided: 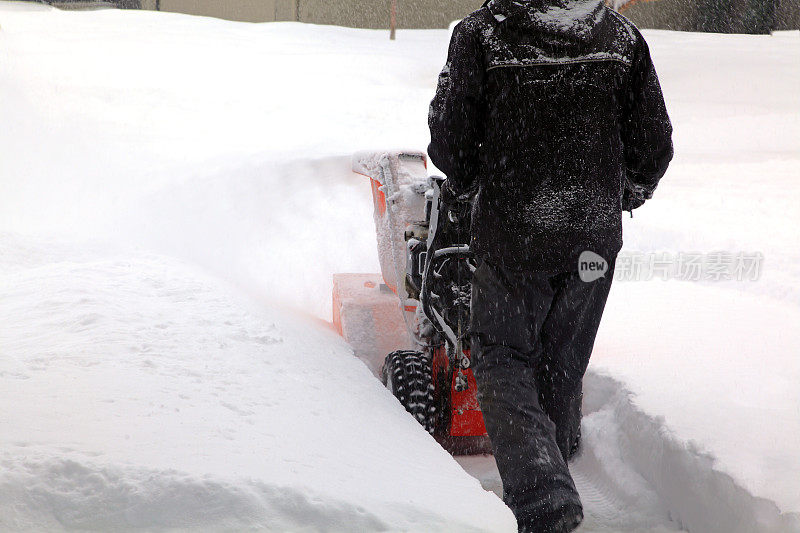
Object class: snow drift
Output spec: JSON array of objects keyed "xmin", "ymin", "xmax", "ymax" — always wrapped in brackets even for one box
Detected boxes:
[{"xmin": 0, "ymin": 235, "xmax": 515, "ymax": 531}]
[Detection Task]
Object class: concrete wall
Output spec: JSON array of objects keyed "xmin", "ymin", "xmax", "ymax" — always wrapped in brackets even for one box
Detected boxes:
[
  {"xmin": 622, "ymin": 0, "xmax": 799, "ymax": 32},
  {"xmin": 300, "ymin": 0, "xmax": 483, "ymax": 29},
  {"xmin": 621, "ymin": 0, "xmax": 697, "ymax": 31},
  {"xmin": 136, "ymin": 0, "xmax": 800, "ymax": 31},
  {"xmin": 51, "ymin": 0, "xmax": 140, "ymax": 7},
  {"xmin": 776, "ymin": 0, "xmax": 800, "ymax": 29},
  {"xmin": 156, "ymin": 0, "xmax": 295, "ymax": 21},
  {"xmin": 143, "ymin": 0, "xmax": 482, "ymax": 27}
]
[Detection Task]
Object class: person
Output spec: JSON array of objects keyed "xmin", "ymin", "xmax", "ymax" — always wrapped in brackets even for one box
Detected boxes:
[{"xmin": 427, "ymin": 0, "xmax": 673, "ymax": 531}]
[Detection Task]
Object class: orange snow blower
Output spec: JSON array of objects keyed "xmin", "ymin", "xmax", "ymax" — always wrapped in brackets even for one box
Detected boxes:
[{"xmin": 333, "ymin": 151, "xmax": 490, "ymax": 454}]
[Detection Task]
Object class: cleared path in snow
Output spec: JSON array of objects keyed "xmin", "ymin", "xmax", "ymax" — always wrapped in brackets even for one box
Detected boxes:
[
  {"xmin": 456, "ymin": 372, "xmax": 686, "ymax": 533},
  {"xmin": 457, "ymin": 369, "xmax": 800, "ymax": 533}
]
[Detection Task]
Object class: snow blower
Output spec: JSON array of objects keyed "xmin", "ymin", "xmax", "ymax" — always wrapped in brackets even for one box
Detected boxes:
[{"xmin": 333, "ymin": 151, "xmax": 490, "ymax": 454}]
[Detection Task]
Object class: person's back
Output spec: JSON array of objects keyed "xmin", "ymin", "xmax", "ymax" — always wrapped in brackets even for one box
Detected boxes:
[
  {"xmin": 429, "ymin": 0, "xmax": 673, "ymax": 271},
  {"xmin": 427, "ymin": 1, "xmax": 673, "ymax": 532}
]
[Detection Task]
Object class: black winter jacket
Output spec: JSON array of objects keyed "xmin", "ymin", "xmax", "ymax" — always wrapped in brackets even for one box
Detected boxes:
[{"xmin": 428, "ymin": 0, "xmax": 673, "ymax": 271}]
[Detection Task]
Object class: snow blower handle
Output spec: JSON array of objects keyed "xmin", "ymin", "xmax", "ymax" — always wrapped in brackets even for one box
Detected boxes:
[
  {"xmin": 622, "ymin": 177, "xmax": 653, "ymax": 218},
  {"xmin": 420, "ymin": 177, "xmax": 474, "ymax": 348},
  {"xmin": 439, "ymin": 179, "xmax": 474, "ymax": 221}
]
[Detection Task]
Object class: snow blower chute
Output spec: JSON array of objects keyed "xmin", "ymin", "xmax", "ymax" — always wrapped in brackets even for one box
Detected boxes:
[{"xmin": 332, "ymin": 151, "xmax": 490, "ymax": 454}]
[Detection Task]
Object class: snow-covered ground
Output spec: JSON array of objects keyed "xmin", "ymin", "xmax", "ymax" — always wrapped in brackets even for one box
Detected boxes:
[{"xmin": 1, "ymin": 2, "xmax": 798, "ymax": 531}]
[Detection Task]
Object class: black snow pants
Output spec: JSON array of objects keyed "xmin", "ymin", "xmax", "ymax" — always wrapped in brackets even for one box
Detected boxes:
[{"xmin": 470, "ymin": 256, "xmax": 616, "ymax": 533}]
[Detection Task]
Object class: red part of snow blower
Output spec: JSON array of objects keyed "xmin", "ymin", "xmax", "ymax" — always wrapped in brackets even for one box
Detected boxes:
[{"xmin": 332, "ymin": 151, "xmax": 490, "ymax": 454}]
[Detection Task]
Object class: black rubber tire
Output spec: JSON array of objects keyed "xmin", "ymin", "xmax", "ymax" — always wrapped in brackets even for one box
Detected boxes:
[{"xmin": 381, "ymin": 350, "xmax": 436, "ymax": 434}]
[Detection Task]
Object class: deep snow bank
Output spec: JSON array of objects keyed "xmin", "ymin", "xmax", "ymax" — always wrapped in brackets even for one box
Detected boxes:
[
  {"xmin": 462, "ymin": 369, "xmax": 800, "ymax": 533},
  {"xmin": 0, "ymin": 234, "xmax": 515, "ymax": 531},
  {"xmin": 593, "ymin": 280, "xmax": 800, "ymax": 520},
  {"xmin": 579, "ymin": 371, "xmax": 800, "ymax": 533}
]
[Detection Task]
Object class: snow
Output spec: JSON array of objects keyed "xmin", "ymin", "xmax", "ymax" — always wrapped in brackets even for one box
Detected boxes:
[
  {"xmin": 0, "ymin": 235, "xmax": 515, "ymax": 531},
  {"xmin": 590, "ymin": 284, "xmax": 800, "ymax": 532},
  {"xmin": 596, "ymin": 31, "xmax": 800, "ymax": 520},
  {"xmin": 0, "ymin": 5, "xmax": 515, "ymax": 531},
  {"xmin": 528, "ymin": 0, "xmax": 606, "ymax": 40},
  {"xmin": 1, "ymin": 1, "xmax": 799, "ymax": 531}
]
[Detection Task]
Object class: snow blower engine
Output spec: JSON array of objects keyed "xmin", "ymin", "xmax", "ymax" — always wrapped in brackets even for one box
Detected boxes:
[{"xmin": 332, "ymin": 151, "xmax": 490, "ymax": 454}]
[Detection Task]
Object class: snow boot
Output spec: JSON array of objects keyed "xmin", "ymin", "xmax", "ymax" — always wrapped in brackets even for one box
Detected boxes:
[{"xmin": 517, "ymin": 501, "xmax": 583, "ymax": 533}]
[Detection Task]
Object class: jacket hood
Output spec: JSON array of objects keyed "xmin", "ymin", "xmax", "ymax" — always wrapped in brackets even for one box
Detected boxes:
[{"xmin": 485, "ymin": 0, "xmax": 608, "ymax": 43}]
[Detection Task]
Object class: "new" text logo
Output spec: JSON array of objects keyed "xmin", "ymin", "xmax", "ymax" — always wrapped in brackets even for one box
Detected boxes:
[{"xmin": 578, "ymin": 251, "xmax": 608, "ymax": 282}]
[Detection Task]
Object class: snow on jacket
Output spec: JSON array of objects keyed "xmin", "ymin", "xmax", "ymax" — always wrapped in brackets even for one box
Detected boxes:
[{"xmin": 427, "ymin": 0, "xmax": 673, "ymax": 271}]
